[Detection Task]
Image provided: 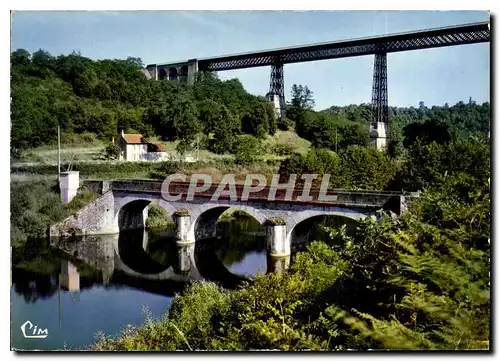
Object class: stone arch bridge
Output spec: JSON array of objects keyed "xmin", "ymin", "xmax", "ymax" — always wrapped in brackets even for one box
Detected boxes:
[{"xmin": 50, "ymin": 179, "xmax": 419, "ymax": 257}]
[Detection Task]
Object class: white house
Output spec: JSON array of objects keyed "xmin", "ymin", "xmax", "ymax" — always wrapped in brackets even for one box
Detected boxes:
[
  {"xmin": 117, "ymin": 130, "xmax": 148, "ymax": 161},
  {"xmin": 116, "ymin": 130, "xmax": 169, "ymax": 162}
]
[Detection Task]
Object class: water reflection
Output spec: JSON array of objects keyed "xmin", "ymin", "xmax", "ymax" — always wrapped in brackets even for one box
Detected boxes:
[
  {"xmin": 15, "ymin": 213, "xmax": 273, "ymax": 304},
  {"xmin": 59, "ymin": 261, "xmax": 80, "ymax": 292},
  {"xmin": 14, "ymin": 213, "xmax": 356, "ymax": 307},
  {"xmin": 12, "ymin": 213, "xmax": 357, "ymax": 350},
  {"xmin": 266, "ymin": 255, "xmax": 291, "ymax": 274}
]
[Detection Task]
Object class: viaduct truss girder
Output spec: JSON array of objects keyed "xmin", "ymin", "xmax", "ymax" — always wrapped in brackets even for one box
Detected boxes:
[
  {"xmin": 146, "ymin": 21, "xmax": 490, "ymax": 149},
  {"xmin": 191, "ymin": 21, "xmax": 489, "ymax": 72}
]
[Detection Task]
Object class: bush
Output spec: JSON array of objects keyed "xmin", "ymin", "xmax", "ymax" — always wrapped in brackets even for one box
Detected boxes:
[
  {"xmin": 168, "ymin": 282, "xmax": 230, "ymax": 348},
  {"xmin": 277, "ymin": 148, "xmax": 340, "ymax": 186},
  {"xmin": 272, "ymin": 143, "xmax": 296, "ymax": 156},
  {"xmin": 337, "ymin": 145, "xmax": 398, "ymax": 190},
  {"xmin": 93, "ymin": 282, "xmax": 230, "ymax": 351},
  {"xmin": 291, "ymin": 241, "xmax": 348, "ymax": 296},
  {"xmin": 277, "ymin": 117, "xmax": 293, "ymax": 131},
  {"xmin": 102, "ymin": 143, "xmax": 121, "ymax": 160},
  {"xmin": 232, "ymin": 135, "xmax": 262, "ymax": 165},
  {"xmin": 10, "ymin": 180, "xmax": 99, "ymax": 247}
]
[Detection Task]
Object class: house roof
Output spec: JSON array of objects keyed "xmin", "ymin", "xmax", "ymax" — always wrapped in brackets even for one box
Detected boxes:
[
  {"xmin": 122, "ymin": 134, "xmax": 146, "ymax": 144},
  {"xmin": 148, "ymin": 141, "xmax": 167, "ymax": 152}
]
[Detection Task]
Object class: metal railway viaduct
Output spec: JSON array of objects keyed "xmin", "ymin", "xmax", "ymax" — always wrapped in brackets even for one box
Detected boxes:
[{"xmin": 144, "ymin": 21, "xmax": 490, "ymax": 149}]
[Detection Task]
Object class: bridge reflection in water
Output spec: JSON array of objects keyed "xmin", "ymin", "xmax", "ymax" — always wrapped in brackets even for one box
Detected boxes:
[
  {"xmin": 12, "ymin": 214, "xmax": 358, "ymax": 349},
  {"xmin": 49, "ymin": 222, "xmax": 293, "ymax": 296},
  {"xmin": 49, "ymin": 208, "xmax": 366, "ymax": 298}
]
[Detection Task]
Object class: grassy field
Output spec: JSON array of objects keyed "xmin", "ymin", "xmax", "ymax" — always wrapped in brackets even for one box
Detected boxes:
[
  {"xmin": 11, "ymin": 159, "xmax": 281, "ymax": 184},
  {"xmin": 12, "ymin": 131, "xmax": 310, "ymax": 184},
  {"xmin": 15, "ymin": 130, "xmax": 310, "ymax": 164},
  {"xmin": 10, "ymin": 130, "xmax": 310, "ymax": 187},
  {"xmin": 263, "ymin": 130, "xmax": 311, "ymax": 155}
]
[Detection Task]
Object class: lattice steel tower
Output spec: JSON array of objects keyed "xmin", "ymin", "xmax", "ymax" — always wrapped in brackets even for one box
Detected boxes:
[
  {"xmin": 269, "ymin": 61, "xmax": 285, "ymax": 119},
  {"xmin": 370, "ymin": 52, "xmax": 389, "ymax": 149},
  {"xmin": 371, "ymin": 52, "xmax": 388, "ymax": 124}
]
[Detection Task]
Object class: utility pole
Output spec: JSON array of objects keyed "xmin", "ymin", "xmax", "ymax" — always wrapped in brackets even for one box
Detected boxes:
[
  {"xmin": 335, "ymin": 128, "xmax": 338, "ymax": 153},
  {"xmin": 196, "ymin": 135, "xmax": 200, "ymax": 161},
  {"xmin": 57, "ymin": 125, "xmax": 61, "ymax": 181}
]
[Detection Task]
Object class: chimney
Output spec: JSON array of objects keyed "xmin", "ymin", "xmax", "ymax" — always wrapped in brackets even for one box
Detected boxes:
[{"xmin": 121, "ymin": 129, "xmax": 125, "ymax": 136}]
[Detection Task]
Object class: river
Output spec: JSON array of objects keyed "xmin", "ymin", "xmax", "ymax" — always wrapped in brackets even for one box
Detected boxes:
[{"xmin": 11, "ymin": 213, "xmax": 356, "ymax": 350}]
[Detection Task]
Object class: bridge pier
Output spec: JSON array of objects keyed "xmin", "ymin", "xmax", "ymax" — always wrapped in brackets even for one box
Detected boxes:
[
  {"xmin": 371, "ymin": 52, "xmax": 389, "ymax": 151},
  {"xmin": 266, "ymin": 222, "xmax": 290, "ymax": 257},
  {"xmin": 173, "ymin": 212, "xmax": 194, "ymax": 245},
  {"xmin": 187, "ymin": 59, "xmax": 198, "ymax": 85}
]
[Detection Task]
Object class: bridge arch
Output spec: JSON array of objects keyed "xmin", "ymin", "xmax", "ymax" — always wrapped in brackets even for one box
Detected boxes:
[
  {"xmin": 168, "ymin": 67, "xmax": 178, "ymax": 81},
  {"xmin": 285, "ymin": 208, "xmax": 369, "ymax": 242},
  {"xmin": 180, "ymin": 65, "xmax": 188, "ymax": 76},
  {"xmin": 117, "ymin": 199, "xmax": 151, "ymax": 231},
  {"xmin": 158, "ymin": 67, "xmax": 167, "ymax": 80},
  {"xmin": 187, "ymin": 203, "xmax": 268, "ymax": 242},
  {"xmin": 114, "ymin": 195, "xmax": 177, "ymax": 232}
]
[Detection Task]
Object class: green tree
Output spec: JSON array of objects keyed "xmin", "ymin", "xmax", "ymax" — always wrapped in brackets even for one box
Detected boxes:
[
  {"xmin": 338, "ymin": 145, "xmax": 398, "ymax": 190},
  {"xmin": 126, "ymin": 56, "xmax": 144, "ymax": 68},
  {"xmin": 241, "ymin": 101, "xmax": 269, "ymax": 138},
  {"xmin": 308, "ymin": 113, "xmax": 337, "ymax": 150},
  {"xmin": 209, "ymin": 105, "xmax": 240, "ymax": 154},
  {"xmin": 102, "ymin": 142, "xmax": 121, "ymax": 160},
  {"xmin": 171, "ymin": 98, "xmax": 201, "ymax": 155},
  {"xmin": 287, "ymin": 84, "xmax": 315, "ymax": 123},
  {"xmin": 11, "ymin": 49, "xmax": 31, "ymax": 67},
  {"xmin": 233, "ymin": 135, "xmax": 262, "ymax": 165},
  {"xmin": 392, "ymin": 137, "xmax": 490, "ymax": 192},
  {"xmin": 266, "ymin": 103, "xmax": 278, "ymax": 136},
  {"xmin": 338, "ymin": 123, "xmax": 369, "ymax": 149},
  {"xmin": 278, "ymin": 148, "xmax": 340, "ymax": 187},
  {"xmin": 403, "ymin": 119, "xmax": 452, "ymax": 148},
  {"xmin": 197, "ymin": 99, "xmax": 224, "ymax": 136},
  {"xmin": 31, "ymin": 49, "xmax": 55, "ymax": 69}
]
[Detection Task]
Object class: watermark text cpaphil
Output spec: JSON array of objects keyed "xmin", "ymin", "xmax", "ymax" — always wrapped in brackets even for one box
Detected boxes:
[{"xmin": 161, "ymin": 174, "xmax": 338, "ymax": 202}]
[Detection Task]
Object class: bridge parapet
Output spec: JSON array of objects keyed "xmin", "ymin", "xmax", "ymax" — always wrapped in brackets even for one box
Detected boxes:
[{"xmin": 84, "ymin": 179, "xmax": 417, "ymax": 210}]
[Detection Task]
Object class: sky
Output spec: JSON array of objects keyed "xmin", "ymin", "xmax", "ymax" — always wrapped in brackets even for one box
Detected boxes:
[{"xmin": 10, "ymin": 10, "xmax": 490, "ymax": 110}]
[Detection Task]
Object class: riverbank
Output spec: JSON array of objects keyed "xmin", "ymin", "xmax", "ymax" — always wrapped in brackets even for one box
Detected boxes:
[{"xmin": 10, "ymin": 179, "xmax": 99, "ymax": 250}]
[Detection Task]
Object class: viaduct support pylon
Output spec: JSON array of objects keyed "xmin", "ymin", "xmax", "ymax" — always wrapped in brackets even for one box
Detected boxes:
[
  {"xmin": 371, "ymin": 52, "xmax": 389, "ymax": 150},
  {"xmin": 267, "ymin": 61, "xmax": 285, "ymax": 120}
]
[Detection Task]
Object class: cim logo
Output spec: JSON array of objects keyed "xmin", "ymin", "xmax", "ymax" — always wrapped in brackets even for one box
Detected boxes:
[{"xmin": 20, "ymin": 320, "xmax": 48, "ymax": 339}]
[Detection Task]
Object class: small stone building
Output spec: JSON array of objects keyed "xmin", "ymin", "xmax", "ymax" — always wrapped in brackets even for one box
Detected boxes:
[
  {"xmin": 116, "ymin": 130, "xmax": 148, "ymax": 161},
  {"xmin": 116, "ymin": 130, "xmax": 168, "ymax": 162}
]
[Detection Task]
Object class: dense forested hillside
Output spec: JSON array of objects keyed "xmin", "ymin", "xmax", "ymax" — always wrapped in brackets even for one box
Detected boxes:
[
  {"xmin": 10, "ymin": 49, "xmax": 276, "ymax": 155},
  {"xmin": 11, "ymin": 48, "xmax": 490, "ymax": 158}
]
